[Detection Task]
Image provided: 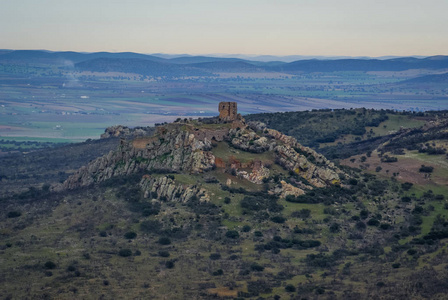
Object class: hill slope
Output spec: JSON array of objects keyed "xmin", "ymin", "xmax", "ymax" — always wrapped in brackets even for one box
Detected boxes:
[{"xmin": 2, "ymin": 111, "xmax": 448, "ymax": 299}]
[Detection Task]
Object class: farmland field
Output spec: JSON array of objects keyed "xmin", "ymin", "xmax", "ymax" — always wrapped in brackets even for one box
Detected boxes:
[{"xmin": 1, "ymin": 62, "xmax": 448, "ymax": 142}]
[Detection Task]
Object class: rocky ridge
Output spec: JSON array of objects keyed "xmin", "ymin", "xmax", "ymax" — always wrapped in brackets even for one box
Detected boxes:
[{"xmin": 63, "ymin": 119, "xmax": 346, "ymax": 200}]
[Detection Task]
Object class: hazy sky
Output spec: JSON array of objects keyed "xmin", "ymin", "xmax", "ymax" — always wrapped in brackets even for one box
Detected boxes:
[{"xmin": 1, "ymin": 0, "xmax": 447, "ymax": 56}]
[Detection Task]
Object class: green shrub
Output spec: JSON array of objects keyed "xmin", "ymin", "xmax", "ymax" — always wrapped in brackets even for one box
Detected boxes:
[
  {"xmin": 44, "ymin": 261, "xmax": 56, "ymax": 269},
  {"xmin": 7, "ymin": 211, "xmax": 21, "ymax": 218},
  {"xmin": 209, "ymin": 253, "xmax": 221, "ymax": 260},
  {"xmin": 158, "ymin": 250, "xmax": 170, "ymax": 257},
  {"xmin": 271, "ymin": 216, "xmax": 286, "ymax": 223},
  {"xmin": 285, "ymin": 284, "xmax": 296, "ymax": 292},
  {"xmin": 165, "ymin": 261, "xmax": 175, "ymax": 269},
  {"xmin": 226, "ymin": 230, "xmax": 239, "ymax": 239},
  {"xmin": 158, "ymin": 237, "xmax": 171, "ymax": 245},
  {"xmin": 242, "ymin": 225, "xmax": 251, "ymax": 232},
  {"xmin": 118, "ymin": 249, "xmax": 133, "ymax": 257},
  {"xmin": 212, "ymin": 269, "xmax": 223, "ymax": 276},
  {"xmin": 124, "ymin": 231, "xmax": 137, "ymax": 239}
]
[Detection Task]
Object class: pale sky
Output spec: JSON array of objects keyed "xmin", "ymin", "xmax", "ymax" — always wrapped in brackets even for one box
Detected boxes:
[{"xmin": 1, "ymin": 0, "xmax": 447, "ymax": 56}]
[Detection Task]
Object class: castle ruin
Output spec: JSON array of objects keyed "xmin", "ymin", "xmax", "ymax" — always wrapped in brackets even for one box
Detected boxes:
[{"xmin": 218, "ymin": 102, "xmax": 238, "ymax": 122}]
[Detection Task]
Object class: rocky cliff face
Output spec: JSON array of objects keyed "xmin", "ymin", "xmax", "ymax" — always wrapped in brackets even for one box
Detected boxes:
[
  {"xmin": 140, "ymin": 175, "xmax": 209, "ymax": 202},
  {"xmin": 64, "ymin": 124, "xmax": 218, "ymax": 189},
  {"xmin": 229, "ymin": 123, "xmax": 343, "ymax": 187}
]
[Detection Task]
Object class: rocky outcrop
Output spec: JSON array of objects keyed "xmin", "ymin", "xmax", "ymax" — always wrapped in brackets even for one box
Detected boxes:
[
  {"xmin": 237, "ymin": 161, "xmax": 270, "ymax": 184},
  {"xmin": 101, "ymin": 125, "xmax": 155, "ymax": 139},
  {"xmin": 140, "ymin": 175, "xmax": 209, "ymax": 202},
  {"xmin": 63, "ymin": 116, "xmax": 346, "ymax": 194},
  {"xmin": 64, "ymin": 124, "xmax": 217, "ymax": 189},
  {"xmin": 272, "ymin": 180, "xmax": 306, "ymax": 198},
  {"xmin": 229, "ymin": 128, "xmax": 274, "ymax": 153}
]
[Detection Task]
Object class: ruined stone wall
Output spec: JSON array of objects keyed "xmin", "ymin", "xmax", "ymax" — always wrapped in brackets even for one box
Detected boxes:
[{"xmin": 218, "ymin": 102, "xmax": 238, "ymax": 121}]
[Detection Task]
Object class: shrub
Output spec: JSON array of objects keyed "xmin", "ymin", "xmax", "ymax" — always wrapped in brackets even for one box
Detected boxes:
[
  {"xmin": 226, "ymin": 230, "xmax": 239, "ymax": 239},
  {"xmin": 67, "ymin": 265, "xmax": 76, "ymax": 272},
  {"xmin": 7, "ymin": 211, "xmax": 21, "ymax": 218},
  {"xmin": 401, "ymin": 196, "xmax": 412, "ymax": 202},
  {"xmin": 367, "ymin": 218, "xmax": 380, "ymax": 226},
  {"xmin": 158, "ymin": 237, "xmax": 171, "ymax": 245},
  {"xmin": 209, "ymin": 253, "xmax": 221, "ymax": 260},
  {"xmin": 44, "ymin": 261, "xmax": 56, "ymax": 269},
  {"xmin": 419, "ymin": 165, "xmax": 434, "ymax": 173},
  {"xmin": 271, "ymin": 216, "xmax": 286, "ymax": 223},
  {"xmin": 329, "ymin": 223, "xmax": 340, "ymax": 233},
  {"xmin": 254, "ymin": 231, "xmax": 263, "ymax": 237},
  {"xmin": 165, "ymin": 260, "xmax": 175, "ymax": 269},
  {"xmin": 285, "ymin": 284, "xmax": 296, "ymax": 292},
  {"xmin": 124, "ymin": 231, "xmax": 137, "ymax": 239},
  {"xmin": 224, "ymin": 197, "xmax": 231, "ymax": 204},
  {"xmin": 118, "ymin": 249, "xmax": 133, "ymax": 257},
  {"xmin": 212, "ymin": 269, "xmax": 223, "ymax": 276},
  {"xmin": 380, "ymin": 223, "xmax": 391, "ymax": 230},
  {"xmin": 401, "ymin": 182, "xmax": 413, "ymax": 191},
  {"xmin": 242, "ymin": 225, "xmax": 251, "ymax": 232},
  {"xmin": 407, "ymin": 249, "xmax": 417, "ymax": 255},
  {"xmin": 356, "ymin": 221, "xmax": 367, "ymax": 230},
  {"xmin": 250, "ymin": 263, "xmax": 264, "ymax": 272},
  {"xmin": 158, "ymin": 250, "xmax": 170, "ymax": 257},
  {"xmin": 392, "ymin": 263, "xmax": 401, "ymax": 268}
]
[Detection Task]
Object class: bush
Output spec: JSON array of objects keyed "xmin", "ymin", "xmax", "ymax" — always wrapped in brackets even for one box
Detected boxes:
[
  {"xmin": 401, "ymin": 196, "xmax": 412, "ymax": 202},
  {"xmin": 271, "ymin": 216, "xmax": 286, "ymax": 223},
  {"xmin": 209, "ymin": 253, "xmax": 221, "ymax": 260},
  {"xmin": 392, "ymin": 263, "xmax": 401, "ymax": 268},
  {"xmin": 158, "ymin": 250, "xmax": 170, "ymax": 257},
  {"xmin": 242, "ymin": 225, "xmax": 251, "ymax": 232},
  {"xmin": 118, "ymin": 249, "xmax": 132, "ymax": 257},
  {"xmin": 124, "ymin": 231, "xmax": 137, "ymax": 239},
  {"xmin": 67, "ymin": 265, "xmax": 76, "ymax": 272},
  {"xmin": 356, "ymin": 221, "xmax": 366, "ymax": 230},
  {"xmin": 7, "ymin": 211, "xmax": 21, "ymax": 218},
  {"xmin": 285, "ymin": 284, "xmax": 296, "ymax": 292},
  {"xmin": 250, "ymin": 263, "xmax": 264, "ymax": 272},
  {"xmin": 226, "ymin": 230, "xmax": 239, "ymax": 239},
  {"xmin": 367, "ymin": 218, "xmax": 380, "ymax": 226},
  {"xmin": 224, "ymin": 197, "xmax": 231, "ymax": 204},
  {"xmin": 401, "ymin": 182, "xmax": 413, "ymax": 191},
  {"xmin": 329, "ymin": 223, "xmax": 340, "ymax": 233},
  {"xmin": 118, "ymin": 249, "xmax": 133, "ymax": 257},
  {"xmin": 380, "ymin": 223, "xmax": 391, "ymax": 230},
  {"xmin": 419, "ymin": 165, "xmax": 434, "ymax": 173},
  {"xmin": 158, "ymin": 237, "xmax": 171, "ymax": 245},
  {"xmin": 165, "ymin": 260, "xmax": 175, "ymax": 269},
  {"xmin": 407, "ymin": 249, "xmax": 417, "ymax": 255},
  {"xmin": 44, "ymin": 261, "xmax": 56, "ymax": 269},
  {"xmin": 212, "ymin": 269, "xmax": 223, "ymax": 276}
]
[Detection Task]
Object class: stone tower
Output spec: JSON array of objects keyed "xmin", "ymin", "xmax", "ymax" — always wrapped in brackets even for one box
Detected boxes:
[{"xmin": 218, "ymin": 102, "xmax": 238, "ymax": 122}]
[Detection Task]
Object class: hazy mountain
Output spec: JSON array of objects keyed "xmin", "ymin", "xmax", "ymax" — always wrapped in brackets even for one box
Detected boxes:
[{"xmin": 74, "ymin": 58, "xmax": 212, "ymax": 77}]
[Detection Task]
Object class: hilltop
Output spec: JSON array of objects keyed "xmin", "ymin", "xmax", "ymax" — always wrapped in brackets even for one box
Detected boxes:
[{"xmin": 1, "ymin": 106, "xmax": 448, "ymax": 299}]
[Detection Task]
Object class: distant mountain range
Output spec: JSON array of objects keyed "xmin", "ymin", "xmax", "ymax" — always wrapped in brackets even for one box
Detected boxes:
[{"xmin": 1, "ymin": 50, "xmax": 447, "ymax": 76}]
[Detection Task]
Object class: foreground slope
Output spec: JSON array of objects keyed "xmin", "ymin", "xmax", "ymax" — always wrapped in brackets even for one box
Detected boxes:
[{"xmin": 2, "ymin": 112, "xmax": 448, "ymax": 299}]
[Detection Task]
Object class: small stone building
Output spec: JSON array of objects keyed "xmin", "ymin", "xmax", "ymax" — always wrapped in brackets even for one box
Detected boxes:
[{"xmin": 218, "ymin": 102, "xmax": 238, "ymax": 122}]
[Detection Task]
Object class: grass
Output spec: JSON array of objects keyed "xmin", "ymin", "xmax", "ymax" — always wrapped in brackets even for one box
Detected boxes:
[{"xmin": 369, "ymin": 114, "xmax": 425, "ymax": 136}]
